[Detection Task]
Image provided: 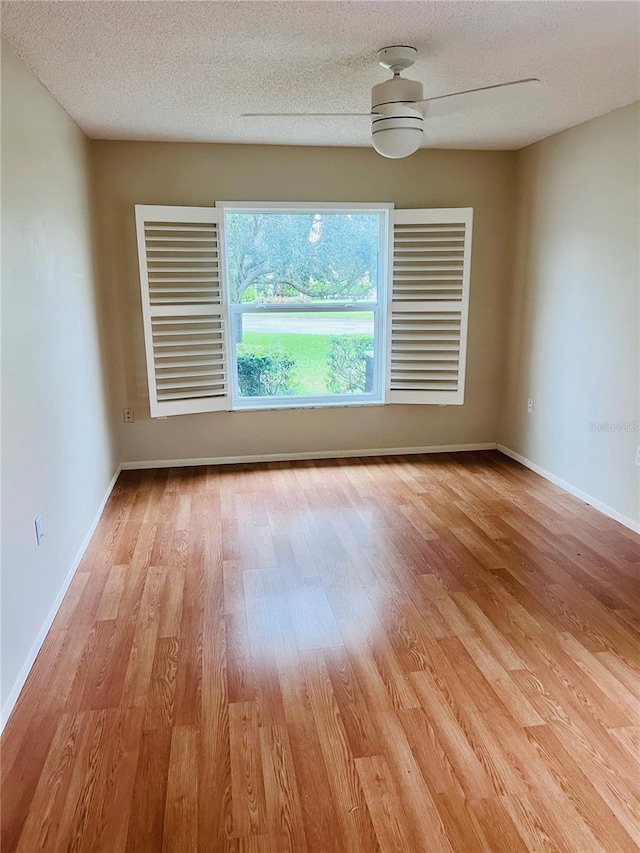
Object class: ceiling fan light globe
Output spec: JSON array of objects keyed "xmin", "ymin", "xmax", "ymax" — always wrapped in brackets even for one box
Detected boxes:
[{"xmin": 372, "ymin": 127, "xmax": 423, "ymax": 159}]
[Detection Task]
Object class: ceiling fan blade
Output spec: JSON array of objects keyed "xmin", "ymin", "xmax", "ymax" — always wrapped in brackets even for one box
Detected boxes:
[
  {"xmin": 242, "ymin": 112, "xmax": 374, "ymax": 118},
  {"xmin": 415, "ymin": 78, "xmax": 542, "ymax": 118}
]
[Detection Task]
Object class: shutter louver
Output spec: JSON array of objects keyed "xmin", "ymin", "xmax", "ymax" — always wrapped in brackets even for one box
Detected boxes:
[
  {"xmin": 135, "ymin": 205, "xmax": 230, "ymax": 416},
  {"xmin": 387, "ymin": 208, "xmax": 473, "ymax": 405}
]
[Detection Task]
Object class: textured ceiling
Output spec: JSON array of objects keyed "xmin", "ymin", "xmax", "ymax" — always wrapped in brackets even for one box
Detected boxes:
[{"xmin": 2, "ymin": 1, "xmax": 639, "ymax": 150}]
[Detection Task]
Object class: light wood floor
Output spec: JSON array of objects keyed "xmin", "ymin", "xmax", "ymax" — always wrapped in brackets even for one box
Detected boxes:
[{"xmin": 2, "ymin": 451, "xmax": 639, "ymax": 852}]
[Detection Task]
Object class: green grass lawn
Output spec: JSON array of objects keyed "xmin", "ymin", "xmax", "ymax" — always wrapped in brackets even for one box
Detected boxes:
[{"xmin": 243, "ymin": 332, "xmax": 331, "ymax": 394}]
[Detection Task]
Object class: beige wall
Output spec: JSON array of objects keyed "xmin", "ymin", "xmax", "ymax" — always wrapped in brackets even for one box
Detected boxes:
[
  {"xmin": 501, "ymin": 103, "xmax": 640, "ymax": 525},
  {"xmin": 1, "ymin": 44, "xmax": 116, "ymax": 714},
  {"xmin": 91, "ymin": 140, "xmax": 517, "ymax": 464}
]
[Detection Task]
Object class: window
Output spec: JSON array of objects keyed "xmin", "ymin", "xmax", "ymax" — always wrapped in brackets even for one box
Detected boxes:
[
  {"xmin": 222, "ymin": 204, "xmax": 389, "ymax": 409},
  {"xmin": 135, "ymin": 203, "xmax": 473, "ymax": 417}
]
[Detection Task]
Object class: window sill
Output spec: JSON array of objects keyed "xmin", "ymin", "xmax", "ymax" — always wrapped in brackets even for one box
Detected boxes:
[{"xmin": 231, "ymin": 399, "xmax": 385, "ymax": 413}]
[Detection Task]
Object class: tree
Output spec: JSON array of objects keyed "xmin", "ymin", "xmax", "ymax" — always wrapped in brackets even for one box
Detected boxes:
[
  {"xmin": 327, "ymin": 335, "xmax": 374, "ymax": 394},
  {"xmin": 224, "ymin": 212, "xmax": 274, "ymax": 303},
  {"xmin": 225, "ymin": 212, "xmax": 379, "ymax": 304}
]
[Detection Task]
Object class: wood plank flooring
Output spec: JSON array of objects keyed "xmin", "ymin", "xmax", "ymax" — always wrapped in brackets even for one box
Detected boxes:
[{"xmin": 2, "ymin": 450, "xmax": 639, "ymax": 852}]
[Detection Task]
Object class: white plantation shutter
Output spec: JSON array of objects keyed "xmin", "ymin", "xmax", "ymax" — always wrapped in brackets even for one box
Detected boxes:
[
  {"xmin": 387, "ymin": 208, "xmax": 473, "ymax": 405},
  {"xmin": 135, "ymin": 205, "xmax": 230, "ymax": 417}
]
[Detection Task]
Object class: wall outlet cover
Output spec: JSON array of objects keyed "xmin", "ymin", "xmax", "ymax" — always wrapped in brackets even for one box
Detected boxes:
[
  {"xmin": 527, "ymin": 398, "xmax": 534, "ymax": 414},
  {"xmin": 635, "ymin": 445, "xmax": 640, "ymax": 467},
  {"xmin": 123, "ymin": 407, "xmax": 135, "ymax": 423}
]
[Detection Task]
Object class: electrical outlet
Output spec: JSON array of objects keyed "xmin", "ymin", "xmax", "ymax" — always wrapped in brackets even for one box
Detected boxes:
[
  {"xmin": 527, "ymin": 398, "xmax": 534, "ymax": 414},
  {"xmin": 34, "ymin": 515, "xmax": 44, "ymax": 546},
  {"xmin": 123, "ymin": 407, "xmax": 134, "ymax": 423},
  {"xmin": 635, "ymin": 445, "xmax": 640, "ymax": 467}
]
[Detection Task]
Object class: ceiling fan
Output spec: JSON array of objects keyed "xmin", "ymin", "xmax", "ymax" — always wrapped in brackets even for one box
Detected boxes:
[{"xmin": 242, "ymin": 46, "xmax": 541, "ymax": 159}]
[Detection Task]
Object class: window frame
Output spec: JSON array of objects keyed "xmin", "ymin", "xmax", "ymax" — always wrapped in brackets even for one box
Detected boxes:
[{"xmin": 218, "ymin": 201, "xmax": 393, "ymax": 411}]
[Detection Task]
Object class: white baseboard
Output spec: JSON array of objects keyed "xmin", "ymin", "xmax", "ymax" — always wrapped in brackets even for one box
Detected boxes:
[
  {"xmin": 497, "ymin": 445, "xmax": 640, "ymax": 534},
  {"xmin": 120, "ymin": 443, "xmax": 498, "ymax": 470},
  {"xmin": 1, "ymin": 464, "xmax": 123, "ymax": 732}
]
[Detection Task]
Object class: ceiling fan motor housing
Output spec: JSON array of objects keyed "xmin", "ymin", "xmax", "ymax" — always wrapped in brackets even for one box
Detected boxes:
[
  {"xmin": 371, "ymin": 77, "xmax": 423, "ymax": 110},
  {"xmin": 371, "ymin": 77, "xmax": 424, "ymax": 159}
]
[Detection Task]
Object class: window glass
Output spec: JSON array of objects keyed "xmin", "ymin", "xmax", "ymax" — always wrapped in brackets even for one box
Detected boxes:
[
  {"xmin": 224, "ymin": 208, "xmax": 386, "ymax": 408},
  {"xmin": 236, "ymin": 311, "xmax": 376, "ymax": 399},
  {"xmin": 225, "ymin": 212, "xmax": 380, "ymax": 304}
]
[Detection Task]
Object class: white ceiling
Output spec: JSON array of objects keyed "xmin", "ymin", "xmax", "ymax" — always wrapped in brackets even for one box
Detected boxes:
[{"xmin": 2, "ymin": 1, "xmax": 639, "ymax": 150}]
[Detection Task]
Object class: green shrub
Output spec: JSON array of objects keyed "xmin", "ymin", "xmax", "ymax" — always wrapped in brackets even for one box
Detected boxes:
[
  {"xmin": 237, "ymin": 344, "xmax": 296, "ymax": 397},
  {"xmin": 327, "ymin": 335, "xmax": 374, "ymax": 394}
]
